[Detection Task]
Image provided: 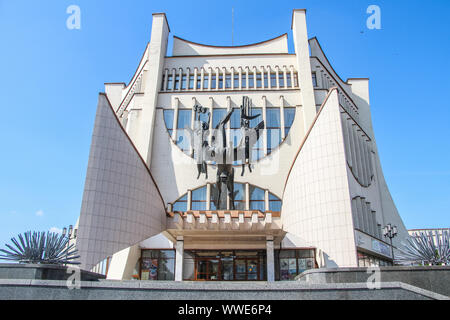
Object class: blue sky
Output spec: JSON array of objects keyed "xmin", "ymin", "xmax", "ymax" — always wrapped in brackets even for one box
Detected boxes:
[{"xmin": 0, "ymin": 0, "xmax": 448, "ymax": 248}]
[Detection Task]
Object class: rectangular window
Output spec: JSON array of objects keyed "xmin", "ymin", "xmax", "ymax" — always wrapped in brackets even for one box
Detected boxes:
[
  {"xmin": 196, "ymin": 75, "xmax": 201, "ymax": 89},
  {"xmin": 233, "ymin": 183, "xmax": 246, "ymax": 210},
  {"xmin": 181, "ymin": 74, "xmax": 187, "ymax": 90},
  {"xmin": 191, "ymin": 187, "xmax": 207, "ymax": 211},
  {"xmin": 188, "ymin": 75, "xmax": 194, "ymax": 89},
  {"xmin": 241, "ymin": 74, "xmax": 247, "ymax": 88},
  {"xmin": 248, "ymin": 74, "xmax": 254, "ymax": 88},
  {"xmin": 256, "ymin": 73, "xmax": 262, "ymax": 88},
  {"xmin": 218, "ymin": 75, "xmax": 223, "ymax": 89},
  {"xmin": 312, "ymin": 72, "xmax": 317, "ymax": 87},
  {"xmin": 203, "ymin": 75, "xmax": 209, "ymax": 89},
  {"xmin": 174, "ymin": 75, "xmax": 180, "ymax": 90},
  {"xmin": 176, "ymin": 109, "xmax": 192, "ymax": 153},
  {"xmin": 249, "ymin": 185, "xmax": 265, "ymax": 212},
  {"xmin": 263, "ymin": 72, "xmax": 268, "ymax": 88},
  {"xmin": 266, "ymin": 108, "xmax": 281, "ymax": 154},
  {"xmin": 166, "ymin": 75, "xmax": 173, "ymax": 90},
  {"xmin": 225, "ymin": 74, "xmax": 231, "ymax": 89},
  {"xmin": 161, "ymin": 75, "xmax": 165, "ymax": 91},
  {"xmin": 294, "ymin": 73, "xmax": 299, "ymax": 87},
  {"xmin": 211, "ymin": 75, "xmax": 216, "ymax": 89},
  {"xmin": 278, "ymin": 73, "xmax": 285, "ymax": 88},
  {"xmin": 283, "ymin": 107, "xmax": 296, "ymax": 137},
  {"xmin": 286, "ymin": 73, "xmax": 292, "ymax": 87},
  {"xmin": 212, "ymin": 108, "xmax": 227, "ymax": 129},
  {"xmin": 140, "ymin": 250, "xmax": 175, "ymax": 280},
  {"xmin": 270, "ymin": 73, "xmax": 277, "ymax": 87},
  {"xmin": 269, "ymin": 193, "xmax": 282, "ymax": 212},
  {"xmin": 277, "ymin": 249, "xmax": 315, "ymax": 281},
  {"xmin": 163, "ymin": 109, "xmax": 174, "ymax": 137},
  {"xmin": 234, "ymin": 74, "xmax": 239, "ymax": 88}
]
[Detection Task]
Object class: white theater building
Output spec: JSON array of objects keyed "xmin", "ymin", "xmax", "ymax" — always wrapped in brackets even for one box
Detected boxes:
[{"xmin": 75, "ymin": 9, "xmax": 410, "ymax": 281}]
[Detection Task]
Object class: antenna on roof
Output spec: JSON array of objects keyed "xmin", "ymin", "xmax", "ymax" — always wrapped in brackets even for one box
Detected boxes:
[{"xmin": 232, "ymin": 7, "xmax": 234, "ymax": 46}]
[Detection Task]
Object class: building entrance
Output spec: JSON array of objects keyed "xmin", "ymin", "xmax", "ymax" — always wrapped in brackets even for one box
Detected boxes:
[{"xmin": 185, "ymin": 250, "xmax": 267, "ymax": 281}]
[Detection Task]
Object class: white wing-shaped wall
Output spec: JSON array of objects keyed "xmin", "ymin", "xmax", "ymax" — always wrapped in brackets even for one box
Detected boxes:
[
  {"xmin": 282, "ymin": 89, "xmax": 357, "ymax": 267},
  {"xmin": 76, "ymin": 94, "xmax": 166, "ymax": 271}
]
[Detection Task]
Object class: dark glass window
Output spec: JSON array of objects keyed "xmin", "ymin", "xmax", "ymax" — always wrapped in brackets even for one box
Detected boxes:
[
  {"xmin": 234, "ymin": 74, "xmax": 239, "ymax": 88},
  {"xmin": 196, "ymin": 75, "xmax": 201, "ymax": 89},
  {"xmin": 263, "ymin": 72, "xmax": 269, "ymax": 88},
  {"xmin": 278, "ymin": 73, "xmax": 285, "ymax": 88},
  {"xmin": 218, "ymin": 75, "xmax": 223, "ymax": 89},
  {"xmin": 211, "ymin": 75, "xmax": 216, "ymax": 89},
  {"xmin": 270, "ymin": 73, "xmax": 277, "ymax": 87},
  {"xmin": 286, "ymin": 73, "xmax": 292, "ymax": 87},
  {"xmin": 174, "ymin": 75, "xmax": 180, "ymax": 90},
  {"xmin": 277, "ymin": 249, "xmax": 315, "ymax": 281},
  {"xmin": 283, "ymin": 107, "xmax": 296, "ymax": 137},
  {"xmin": 248, "ymin": 74, "xmax": 254, "ymax": 88},
  {"xmin": 233, "ymin": 183, "xmax": 245, "ymax": 210},
  {"xmin": 163, "ymin": 109, "xmax": 174, "ymax": 137},
  {"xmin": 312, "ymin": 73, "xmax": 317, "ymax": 87},
  {"xmin": 140, "ymin": 249, "xmax": 175, "ymax": 280}
]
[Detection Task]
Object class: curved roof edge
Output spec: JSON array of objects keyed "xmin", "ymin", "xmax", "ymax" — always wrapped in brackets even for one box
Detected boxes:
[{"xmin": 172, "ymin": 33, "xmax": 289, "ymax": 56}]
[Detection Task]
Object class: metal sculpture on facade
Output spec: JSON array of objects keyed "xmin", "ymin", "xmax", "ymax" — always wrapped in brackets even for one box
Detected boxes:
[{"xmin": 189, "ymin": 96, "xmax": 264, "ymax": 210}]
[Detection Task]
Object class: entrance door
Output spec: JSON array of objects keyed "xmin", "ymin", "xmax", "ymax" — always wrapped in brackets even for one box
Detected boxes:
[{"xmin": 196, "ymin": 259, "xmax": 220, "ymax": 280}]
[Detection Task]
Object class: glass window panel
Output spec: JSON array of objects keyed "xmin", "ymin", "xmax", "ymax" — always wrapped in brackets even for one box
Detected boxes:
[
  {"xmin": 284, "ymin": 107, "xmax": 295, "ymax": 128},
  {"xmin": 230, "ymin": 109, "xmax": 241, "ymax": 129},
  {"xmin": 235, "ymin": 260, "xmax": 246, "ymax": 273},
  {"xmin": 241, "ymin": 74, "xmax": 247, "ymax": 88},
  {"xmin": 249, "ymin": 186, "xmax": 265, "ymax": 200},
  {"xmin": 270, "ymin": 73, "xmax": 277, "ymax": 87},
  {"xmin": 279, "ymin": 250, "xmax": 296, "ymax": 258},
  {"xmin": 312, "ymin": 73, "xmax": 317, "ymax": 87},
  {"xmin": 267, "ymin": 128, "xmax": 281, "ymax": 153},
  {"xmin": 196, "ymin": 76, "xmax": 201, "ymax": 89},
  {"xmin": 212, "ymin": 108, "xmax": 227, "ymax": 128},
  {"xmin": 177, "ymin": 109, "xmax": 192, "ymax": 129},
  {"xmin": 203, "ymin": 75, "xmax": 209, "ymax": 89},
  {"xmin": 176, "ymin": 130, "xmax": 190, "ymax": 151},
  {"xmin": 278, "ymin": 73, "xmax": 285, "ymax": 88},
  {"xmin": 191, "ymin": 201, "xmax": 206, "ymax": 211},
  {"xmin": 159, "ymin": 250, "xmax": 175, "ymax": 259},
  {"xmin": 163, "ymin": 109, "xmax": 174, "ymax": 130},
  {"xmin": 174, "ymin": 75, "xmax": 180, "ymax": 90},
  {"xmin": 234, "ymin": 74, "xmax": 239, "ymax": 88},
  {"xmin": 256, "ymin": 73, "xmax": 262, "ymax": 88},
  {"xmin": 183, "ymin": 257, "xmax": 195, "ymax": 280},
  {"xmin": 250, "ymin": 107, "xmax": 262, "ymax": 128},
  {"xmin": 269, "ymin": 193, "xmax": 280, "ymax": 201},
  {"xmin": 173, "ymin": 200, "xmax": 187, "ymax": 212},
  {"xmin": 286, "ymin": 73, "xmax": 292, "ymax": 87},
  {"xmin": 269, "ymin": 200, "xmax": 282, "ymax": 212},
  {"xmin": 266, "ymin": 108, "xmax": 280, "ymax": 128},
  {"xmin": 166, "ymin": 75, "xmax": 173, "ymax": 90},
  {"xmin": 211, "ymin": 75, "xmax": 216, "ymax": 89},
  {"xmin": 161, "ymin": 75, "xmax": 165, "ymax": 91},
  {"xmin": 248, "ymin": 74, "xmax": 254, "ymax": 88},
  {"xmin": 233, "ymin": 183, "xmax": 245, "ymax": 201},
  {"xmin": 181, "ymin": 75, "xmax": 187, "ymax": 90},
  {"xmin": 158, "ymin": 258, "xmax": 175, "ymax": 280},
  {"xmin": 218, "ymin": 75, "xmax": 223, "ymax": 89},
  {"xmin": 192, "ymin": 187, "xmax": 206, "ymax": 201},
  {"xmin": 263, "ymin": 73, "xmax": 268, "ymax": 88},
  {"xmin": 225, "ymin": 75, "xmax": 231, "ymax": 88},
  {"xmin": 250, "ymin": 201, "xmax": 265, "ymax": 211},
  {"xmin": 294, "ymin": 73, "xmax": 299, "ymax": 87},
  {"xmin": 188, "ymin": 75, "xmax": 194, "ymax": 89}
]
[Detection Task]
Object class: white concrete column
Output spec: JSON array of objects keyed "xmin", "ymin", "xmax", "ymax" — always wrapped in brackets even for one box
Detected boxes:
[
  {"xmin": 193, "ymin": 68, "xmax": 198, "ymax": 92},
  {"xmin": 245, "ymin": 67, "xmax": 249, "ymax": 89},
  {"xmin": 208, "ymin": 97, "xmax": 214, "ymax": 144},
  {"xmin": 283, "ymin": 65, "xmax": 288, "ymax": 89},
  {"xmin": 245, "ymin": 183, "xmax": 250, "ymax": 210},
  {"xmin": 267, "ymin": 66, "xmax": 272, "ymax": 89},
  {"xmin": 222, "ymin": 67, "xmax": 227, "ymax": 90},
  {"xmin": 264, "ymin": 189, "xmax": 269, "ymax": 211},
  {"xmin": 266, "ymin": 236, "xmax": 275, "ymax": 282},
  {"xmin": 216, "ymin": 67, "xmax": 220, "ymax": 89},
  {"xmin": 163, "ymin": 69, "xmax": 168, "ymax": 91},
  {"xmin": 190, "ymin": 97, "xmax": 197, "ymax": 156},
  {"xmin": 238, "ymin": 67, "xmax": 243, "ymax": 90},
  {"xmin": 253, "ymin": 66, "xmax": 257, "ymax": 89},
  {"xmin": 200, "ymin": 68, "xmax": 205, "ymax": 91},
  {"xmin": 262, "ymin": 96, "xmax": 268, "ymax": 156},
  {"xmin": 231, "ymin": 67, "xmax": 235, "ymax": 90},
  {"xmin": 186, "ymin": 67, "xmax": 191, "ymax": 90},
  {"xmin": 208, "ymin": 67, "xmax": 213, "ymax": 90},
  {"xmin": 172, "ymin": 97, "xmax": 179, "ymax": 140},
  {"xmin": 178, "ymin": 68, "xmax": 183, "ymax": 91},
  {"xmin": 171, "ymin": 68, "xmax": 176, "ymax": 91},
  {"xmin": 187, "ymin": 189, "xmax": 192, "ymax": 211},
  {"xmin": 275, "ymin": 66, "xmax": 280, "ymax": 89},
  {"xmin": 280, "ymin": 95, "xmax": 285, "ymax": 140},
  {"xmin": 175, "ymin": 236, "xmax": 184, "ymax": 281},
  {"xmin": 206, "ymin": 183, "xmax": 211, "ymax": 210},
  {"xmin": 260, "ymin": 66, "xmax": 266, "ymax": 89},
  {"xmin": 226, "ymin": 96, "xmax": 231, "ymax": 145}
]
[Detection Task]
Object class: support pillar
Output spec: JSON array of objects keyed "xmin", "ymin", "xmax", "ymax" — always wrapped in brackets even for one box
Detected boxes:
[
  {"xmin": 266, "ymin": 236, "xmax": 275, "ymax": 282},
  {"xmin": 175, "ymin": 236, "xmax": 184, "ymax": 281}
]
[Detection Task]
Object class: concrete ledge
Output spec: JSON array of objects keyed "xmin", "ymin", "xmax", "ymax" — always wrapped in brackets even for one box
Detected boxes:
[
  {"xmin": 0, "ymin": 279, "xmax": 448, "ymax": 300},
  {"xmin": 296, "ymin": 266, "xmax": 450, "ymax": 297}
]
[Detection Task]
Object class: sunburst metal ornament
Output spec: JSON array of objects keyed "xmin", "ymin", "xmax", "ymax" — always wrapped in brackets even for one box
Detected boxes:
[
  {"xmin": 395, "ymin": 230, "xmax": 450, "ymax": 266},
  {"xmin": 0, "ymin": 231, "xmax": 80, "ymax": 265}
]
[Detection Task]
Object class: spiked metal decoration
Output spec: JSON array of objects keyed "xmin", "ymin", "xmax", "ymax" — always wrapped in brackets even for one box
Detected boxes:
[
  {"xmin": 395, "ymin": 230, "xmax": 450, "ymax": 266},
  {"xmin": 0, "ymin": 231, "xmax": 80, "ymax": 265}
]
